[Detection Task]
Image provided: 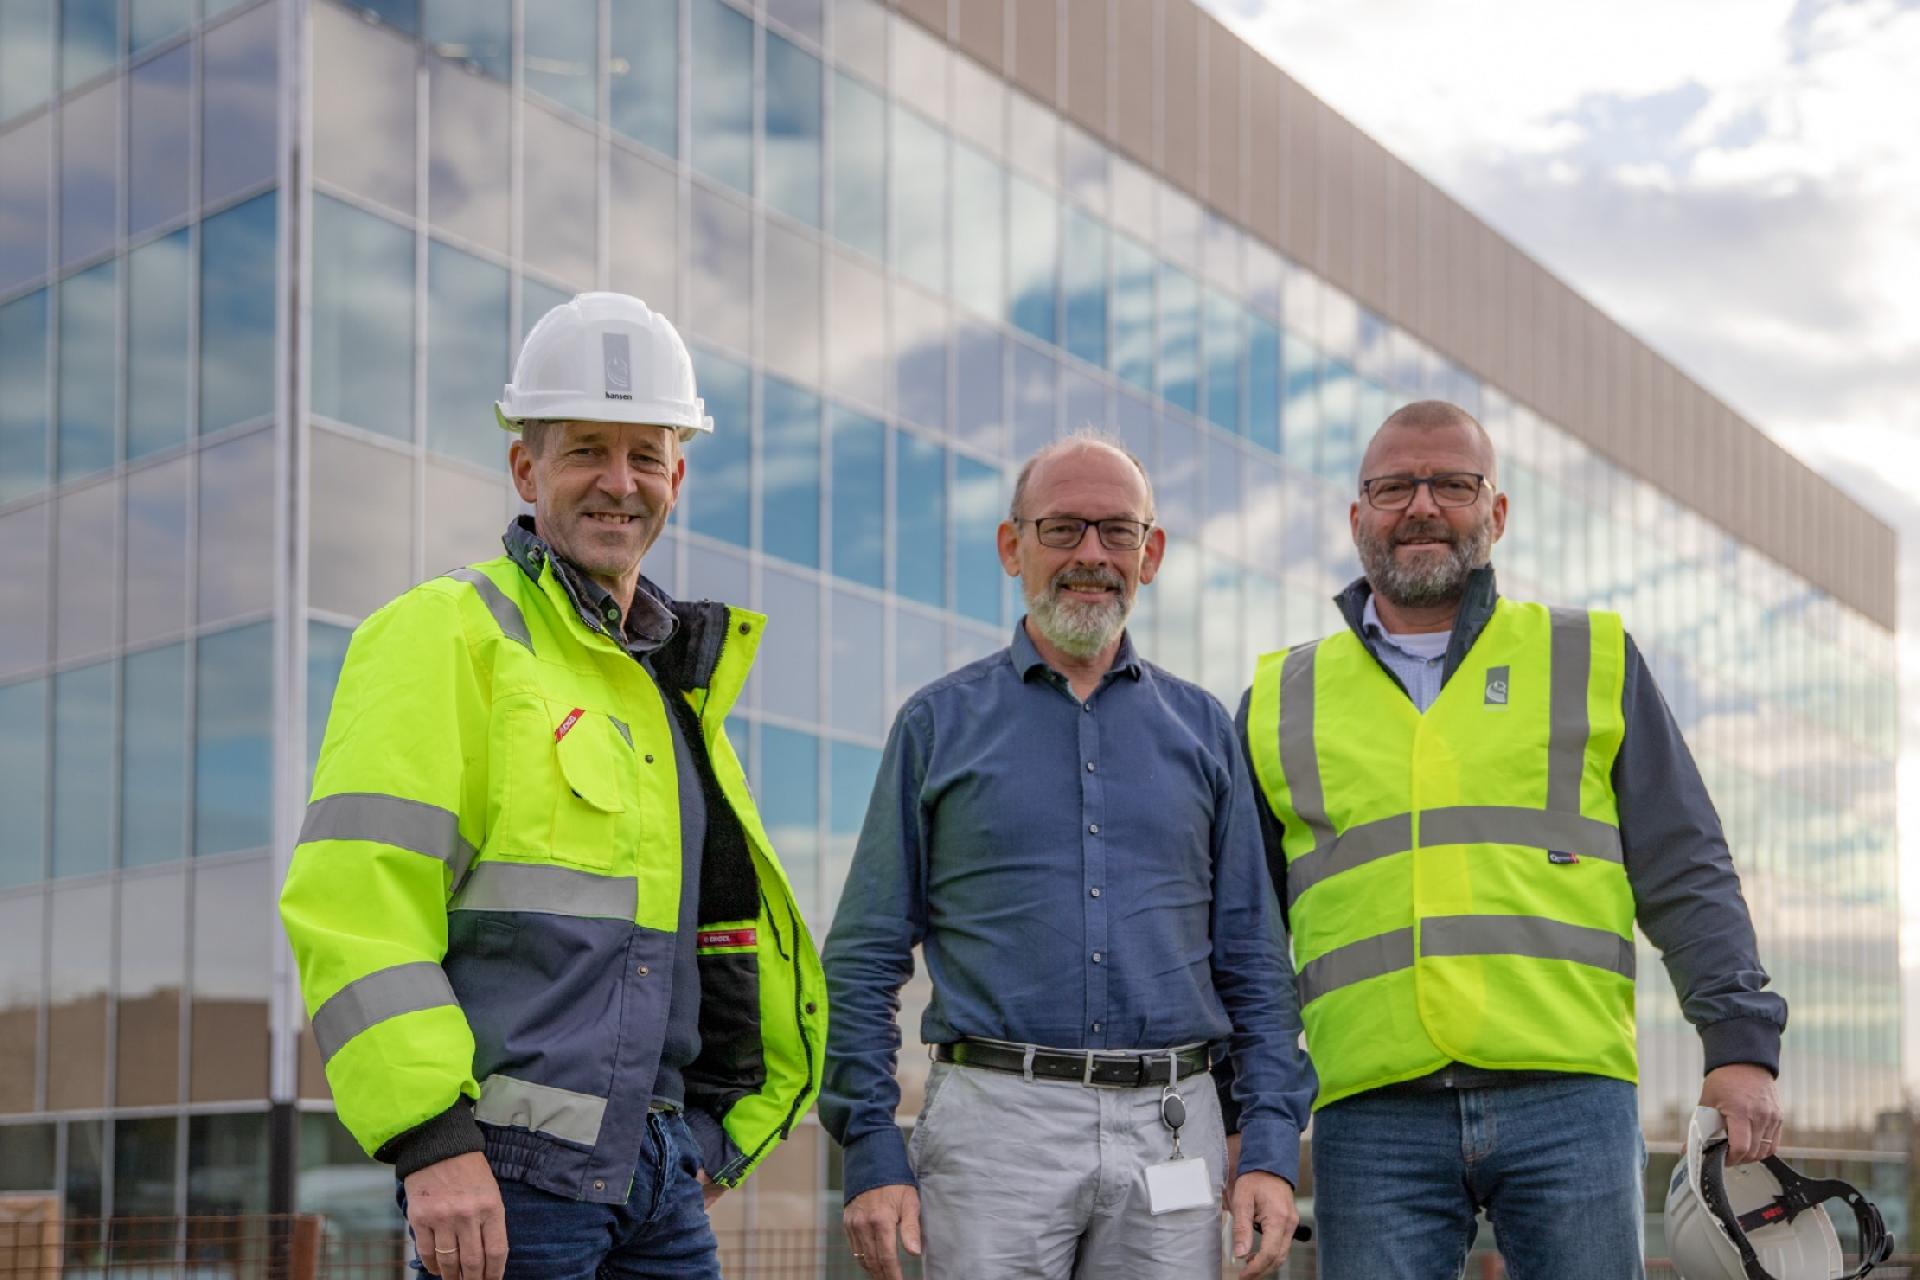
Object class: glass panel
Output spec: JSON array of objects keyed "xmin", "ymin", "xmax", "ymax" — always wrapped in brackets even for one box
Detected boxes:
[
  {"xmin": 57, "ymin": 258, "xmax": 116, "ymax": 481},
  {"xmin": 187, "ymin": 1112, "xmax": 268, "ymax": 1206},
  {"xmin": 126, "ymin": 229, "xmax": 191, "ymax": 460},
  {"xmin": 0, "ymin": 892, "xmax": 44, "ymax": 1105},
  {"xmin": 830, "ymin": 71, "xmax": 885, "ymax": 260},
  {"xmin": 611, "ymin": 0, "xmax": 676, "ymax": 156},
  {"xmin": 761, "ymin": 376, "xmax": 821, "ymax": 568},
  {"xmin": 1281, "ymin": 333, "xmax": 1318, "ymax": 471},
  {"xmin": 1111, "ymin": 233, "xmax": 1153, "ymax": 394},
  {"xmin": 891, "ymin": 605, "xmax": 943, "ymax": 710},
  {"xmin": 108, "ymin": 873, "xmax": 184, "ymax": 1115},
  {"xmin": 768, "ymin": 0, "xmax": 821, "ymax": 40},
  {"xmin": 757, "ymin": 724, "xmax": 818, "ymax": 922},
  {"xmin": 827, "ymin": 251, "xmax": 885, "ymax": 406},
  {"xmin": 1320, "ymin": 358, "xmax": 1358, "ymax": 487},
  {"xmin": 766, "ymin": 33, "xmax": 822, "ymax": 227},
  {"xmin": 890, "ymin": 14, "xmax": 946, "ymax": 123},
  {"xmin": 53, "ymin": 478, "xmax": 116, "ymax": 661},
  {"xmin": 0, "ymin": 679, "xmax": 49, "ymax": 887},
  {"xmin": 1247, "ymin": 314, "xmax": 1280, "ymax": 453},
  {"xmin": 520, "ymin": 277, "xmax": 571, "ymax": 346},
  {"xmin": 122, "ymin": 643, "xmax": 187, "ymax": 868},
  {"xmin": 609, "ymin": 145, "xmax": 677, "ymax": 308},
  {"xmin": 762, "ymin": 220, "xmax": 821, "ymax": 385},
  {"xmin": 1203, "ymin": 290, "xmax": 1243, "ymax": 436},
  {"xmin": 891, "ymin": 285, "xmax": 945, "ymax": 431},
  {"xmin": 1010, "ymin": 342, "xmax": 1054, "ymax": 461},
  {"xmin": 65, "ymin": 1118, "xmax": 103, "ymax": 1221},
  {"xmin": 58, "ymin": 80, "xmax": 116, "ymax": 267},
  {"xmin": 112, "ymin": 1117, "xmax": 177, "ymax": 1221},
  {"xmin": 0, "ymin": 0, "xmax": 55, "ymax": 123},
  {"xmin": 52, "ymin": 660, "xmax": 113, "ymax": 878},
  {"xmin": 953, "ymin": 455, "xmax": 1002, "ymax": 626},
  {"xmin": 1006, "ymin": 88, "xmax": 1055, "ymax": 186},
  {"xmin": 951, "ymin": 143, "xmax": 1004, "ymax": 321},
  {"xmin": 426, "ymin": 240, "xmax": 509, "ymax": 468},
  {"xmin": 131, "ymin": 0, "xmax": 194, "ymax": 50},
  {"xmin": 687, "ymin": 188, "xmax": 751, "ymax": 352},
  {"xmin": 1007, "ymin": 176, "xmax": 1057, "ymax": 344},
  {"xmin": 423, "ymin": 0, "xmax": 509, "ymax": 80},
  {"xmin": 890, "ymin": 105, "xmax": 946, "ymax": 294},
  {"xmin": 526, "ymin": 0, "xmax": 594, "ymax": 115},
  {"xmin": 307, "ymin": 620, "xmax": 353, "ymax": 780},
  {"xmin": 832, "ymin": 0, "xmax": 885, "ymax": 84},
  {"xmin": 127, "ymin": 43, "xmax": 191, "ymax": 235},
  {"xmin": 893, "ymin": 431, "xmax": 944, "ymax": 608},
  {"xmin": 124, "ymin": 456, "xmax": 189, "ymax": 645},
  {"xmin": 59, "ymin": 0, "xmax": 117, "ymax": 88},
  {"xmin": 427, "ymin": 57, "xmax": 510, "ymax": 253},
  {"xmin": 47, "ymin": 882, "xmax": 110, "ymax": 1110},
  {"xmin": 830, "ymin": 589, "xmax": 882, "ymax": 737},
  {"xmin": 188, "ymin": 857, "xmax": 271, "ymax": 1099},
  {"xmin": 757, "ymin": 566, "xmax": 818, "ymax": 723},
  {"xmin": 522, "ymin": 105, "xmax": 597, "ymax": 286},
  {"xmin": 423, "ymin": 459, "xmax": 509, "ymax": 577},
  {"xmin": 690, "ymin": 0, "xmax": 753, "ymax": 193},
  {"xmin": 0, "ymin": 504, "xmax": 50, "ymax": 678},
  {"xmin": 687, "ymin": 347, "xmax": 750, "ymax": 545},
  {"xmin": 1157, "ymin": 262, "xmax": 1198, "ymax": 415},
  {"xmin": 314, "ymin": 5, "xmax": 416, "ymax": 214},
  {"xmin": 0, "ymin": 289, "xmax": 50, "ymax": 502},
  {"xmin": 830, "ymin": 405, "xmax": 884, "ymax": 589},
  {"xmin": 201, "ymin": 3, "xmax": 278, "ymax": 204},
  {"xmin": 952, "ymin": 322, "xmax": 1002, "ymax": 455},
  {"xmin": 309, "ymin": 427, "xmax": 415, "ymax": 618},
  {"xmin": 825, "ymin": 740, "xmax": 879, "ymax": 912},
  {"xmin": 199, "ymin": 191, "xmax": 278, "ymax": 433},
  {"xmin": 1062, "ymin": 206, "xmax": 1107, "ymax": 368},
  {"xmin": 311, "ymin": 194, "xmax": 414, "ymax": 438},
  {"xmin": 194, "ymin": 624, "xmax": 273, "ymax": 855},
  {"xmin": 949, "ymin": 51, "xmax": 1003, "ymax": 157},
  {"xmin": 0, "ymin": 115, "xmax": 49, "ymax": 292}
]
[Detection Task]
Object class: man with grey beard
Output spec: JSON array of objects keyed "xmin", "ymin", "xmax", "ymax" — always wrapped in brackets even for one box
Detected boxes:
[
  {"xmin": 1236, "ymin": 400, "xmax": 1787, "ymax": 1280},
  {"xmin": 821, "ymin": 433, "xmax": 1315, "ymax": 1280}
]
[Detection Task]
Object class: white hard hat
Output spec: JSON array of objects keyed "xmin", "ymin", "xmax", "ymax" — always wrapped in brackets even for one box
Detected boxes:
[
  {"xmin": 1665, "ymin": 1106, "xmax": 1890, "ymax": 1280},
  {"xmin": 495, "ymin": 292, "xmax": 713, "ymax": 442}
]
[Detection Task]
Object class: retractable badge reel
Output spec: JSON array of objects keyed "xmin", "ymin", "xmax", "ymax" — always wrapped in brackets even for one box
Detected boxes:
[{"xmin": 1145, "ymin": 1052, "xmax": 1214, "ymax": 1215}]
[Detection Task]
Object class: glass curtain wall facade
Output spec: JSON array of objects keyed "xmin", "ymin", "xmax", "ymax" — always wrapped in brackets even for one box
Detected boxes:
[{"xmin": 0, "ymin": 0, "xmax": 1901, "ymax": 1251}]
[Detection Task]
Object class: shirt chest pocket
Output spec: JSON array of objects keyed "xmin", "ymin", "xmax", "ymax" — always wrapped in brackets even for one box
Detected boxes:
[{"xmin": 489, "ymin": 698, "xmax": 650, "ymax": 875}]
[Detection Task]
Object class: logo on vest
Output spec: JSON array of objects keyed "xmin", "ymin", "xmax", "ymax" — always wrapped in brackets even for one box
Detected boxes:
[{"xmin": 1484, "ymin": 665, "xmax": 1510, "ymax": 707}]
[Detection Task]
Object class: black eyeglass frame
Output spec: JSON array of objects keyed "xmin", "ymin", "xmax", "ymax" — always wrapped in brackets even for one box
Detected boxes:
[
  {"xmin": 1014, "ymin": 515, "xmax": 1155, "ymax": 551},
  {"xmin": 1358, "ymin": 471, "xmax": 1492, "ymax": 511}
]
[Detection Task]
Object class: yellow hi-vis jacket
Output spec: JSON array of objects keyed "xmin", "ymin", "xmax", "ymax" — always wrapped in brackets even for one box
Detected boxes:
[
  {"xmin": 280, "ymin": 531, "xmax": 826, "ymax": 1200},
  {"xmin": 1247, "ymin": 598, "xmax": 1634, "ymax": 1107}
]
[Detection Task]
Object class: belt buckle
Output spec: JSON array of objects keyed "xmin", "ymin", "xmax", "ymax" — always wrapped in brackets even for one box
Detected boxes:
[{"xmin": 1082, "ymin": 1050, "xmax": 1097, "ymax": 1087}]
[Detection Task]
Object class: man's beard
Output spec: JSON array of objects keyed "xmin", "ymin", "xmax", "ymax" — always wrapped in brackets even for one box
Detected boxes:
[
  {"xmin": 1356, "ymin": 513, "xmax": 1494, "ymax": 609},
  {"xmin": 1026, "ymin": 565, "xmax": 1132, "ymax": 658}
]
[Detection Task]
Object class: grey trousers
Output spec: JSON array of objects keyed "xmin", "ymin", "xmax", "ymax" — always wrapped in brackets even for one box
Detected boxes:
[{"xmin": 908, "ymin": 1060, "xmax": 1226, "ymax": 1279}]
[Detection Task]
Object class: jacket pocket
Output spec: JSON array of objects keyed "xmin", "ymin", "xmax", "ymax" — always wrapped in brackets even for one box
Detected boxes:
[{"xmin": 488, "ymin": 697, "xmax": 640, "ymax": 875}]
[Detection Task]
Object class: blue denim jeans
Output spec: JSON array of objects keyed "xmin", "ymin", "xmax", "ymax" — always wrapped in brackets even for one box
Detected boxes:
[
  {"xmin": 1312, "ymin": 1075, "xmax": 1645, "ymax": 1280},
  {"xmin": 401, "ymin": 1111, "xmax": 721, "ymax": 1280}
]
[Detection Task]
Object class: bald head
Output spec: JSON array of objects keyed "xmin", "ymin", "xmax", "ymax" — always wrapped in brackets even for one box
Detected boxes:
[
  {"xmin": 1361, "ymin": 400, "xmax": 1497, "ymax": 487},
  {"xmin": 1010, "ymin": 431, "xmax": 1156, "ymax": 523}
]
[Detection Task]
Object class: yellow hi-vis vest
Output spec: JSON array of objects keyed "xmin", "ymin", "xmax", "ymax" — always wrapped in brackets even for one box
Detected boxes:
[{"xmin": 1248, "ymin": 599, "xmax": 1634, "ymax": 1108}]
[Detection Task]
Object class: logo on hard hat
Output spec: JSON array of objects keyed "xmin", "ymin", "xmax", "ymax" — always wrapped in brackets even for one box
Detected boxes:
[{"xmin": 603, "ymin": 333, "xmax": 634, "ymax": 400}]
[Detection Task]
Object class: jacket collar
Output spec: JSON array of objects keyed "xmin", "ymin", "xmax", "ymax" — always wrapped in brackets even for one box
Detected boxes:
[{"xmin": 1334, "ymin": 565, "xmax": 1500, "ymax": 688}]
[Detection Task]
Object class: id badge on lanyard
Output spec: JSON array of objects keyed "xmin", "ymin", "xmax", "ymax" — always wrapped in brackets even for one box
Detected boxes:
[{"xmin": 1145, "ymin": 1052, "xmax": 1213, "ymax": 1215}]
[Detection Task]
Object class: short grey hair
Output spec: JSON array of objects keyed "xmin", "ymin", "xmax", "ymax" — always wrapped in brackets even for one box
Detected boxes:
[
  {"xmin": 518, "ymin": 418, "xmax": 679, "ymax": 459},
  {"xmin": 1009, "ymin": 429, "xmax": 1156, "ymax": 522}
]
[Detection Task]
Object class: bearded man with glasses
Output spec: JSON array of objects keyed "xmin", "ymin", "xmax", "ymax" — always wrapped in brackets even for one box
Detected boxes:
[
  {"xmin": 1235, "ymin": 399, "xmax": 1787, "ymax": 1279},
  {"xmin": 821, "ymin": 431, "xmax": 1315, "ymax": 1280}
]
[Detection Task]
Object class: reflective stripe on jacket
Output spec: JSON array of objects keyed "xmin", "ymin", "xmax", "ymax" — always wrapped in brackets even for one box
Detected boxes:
[
  {"xmin": 280, "ymin": 547, "xmax": 826, "ymax": 1200},
  {"xmin": 1247, "ymin": 599, "xmax": 1635, "ymax": 1107}
]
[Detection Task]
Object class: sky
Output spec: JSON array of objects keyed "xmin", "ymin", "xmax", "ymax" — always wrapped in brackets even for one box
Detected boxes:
[{"xmin": 1196, "ymin": 0, "xmax": 1920, "ymax": 1087}]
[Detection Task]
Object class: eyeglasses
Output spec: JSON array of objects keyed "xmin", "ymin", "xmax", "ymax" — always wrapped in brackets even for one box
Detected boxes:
[
  {"xmin": 1016, "ymin": 515, "xmax": 1154, "ymax": 551},
  {"xmin": 1359, "ymin": 472, "xmax": 1490, "ymax": 511}
]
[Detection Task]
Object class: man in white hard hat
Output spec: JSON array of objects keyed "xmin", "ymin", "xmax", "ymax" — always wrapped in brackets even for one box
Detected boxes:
[{"xmin": 281, "ymin": 293, "xmax": 826, "ymax": 1280}]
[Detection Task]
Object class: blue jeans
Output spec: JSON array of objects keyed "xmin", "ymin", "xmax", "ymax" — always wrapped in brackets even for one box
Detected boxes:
[
  {"xmin": 401, "ymin": 1111, "xmax": 721, "ymax": 1280},
  {"xmin": 1312, "ymin": 1075, "xmax": 1645, "ymax": 1280}
]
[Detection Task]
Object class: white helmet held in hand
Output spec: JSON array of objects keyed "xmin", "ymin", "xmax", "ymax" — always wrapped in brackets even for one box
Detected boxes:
[
  {"xmin": 495, "ymin": 293, "xmax": 713, "ymax": 442},
  {"xmin": 1665, "ymin": 1106, "xmax": 1891, "ymax": 1280}
]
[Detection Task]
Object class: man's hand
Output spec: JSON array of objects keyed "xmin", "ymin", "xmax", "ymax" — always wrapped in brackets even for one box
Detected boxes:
[
  {"xmin": 842, "ymin": 1183, "xmax": 922, "ymax": 1280},
  {"xmin": 1221, "ymin": 1131, "xmax": 1242, "ymax": 1209},
  {"xmin": 403, "ymin": 1152, "xmax": 507, "ymax": 1280},
  {"xmin": 1701, "ymin": 1063, "xmax": 1783, "ymax": 1166},
  {"xmin": 1229, "ymin": 1170, "xmax": 1297, "ymax": 1278},
  {"xmin": 697, "ymin": 1168, "xmax": 726, "ymax": 1211}
]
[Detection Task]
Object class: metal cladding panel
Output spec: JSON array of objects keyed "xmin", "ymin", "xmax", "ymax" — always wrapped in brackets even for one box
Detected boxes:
[
  {"xmin": 955, "ymin": 0, "xmax": 1008, "ymax": 73},
  {"xmin": 1065, "ymin": 0, "xmax": 1111, "ymax": 134},
  {"xmin": 1384, "ymin": 159, "xmax": 1417, "ymax": 334},
  {"xmin": 1113, "ymin": 0, "xmax": 1155, "ymax": 167},
  {"xmin": 1203, "ymin": 15, "xmax": 1244, "ymax": 219},
  {"xmin": 1415, "ymin": 179, "xmax": 1449, "ymax": 363},
  {"xmin": 1447, "ymin": 202, "xmax": 1478, "ymax": 380},
  {"xmin": 1320, "ymin": 108, "xmax": 1354, "ymax": 298},
  {"xmin": 1280, "ymin": 75, "xmax": 1318, "ymax": 267},
  {"xmin": 1560, "ymin": 285, "xmax": 1587, "ymax": 443},
  {"xmin": 1473, "ymin": 222, "xmax": 1505, "ymax": 386},
  {"xmin": 1533, "ymin": 273, "xmax": 1563, "ymax": 430},
  {"xmin": 1011, "ymin": 0, "xmax": 1060, "ymax": 104},
  {"xmin": 1631, "ymin": 338, "xmax": 1656, "ymax": 481},
  {"xmin": 1161, "ymin": 0, "xmax": 1200, "ymax": 193},
  {"xmin": 1504, "ymin": 256, "xmax": 1535, "ymax": 409},
  {"xmin": 897, "ymin": 0, "xmax": 949, "ymax": 38},
  {"xmin": 1246, "ymin": 54, "xmax": 1282, "ymax": 245},
  {"xmin": 1351, "ymin": 133, "xmax": 1388, "ymax": 316}
]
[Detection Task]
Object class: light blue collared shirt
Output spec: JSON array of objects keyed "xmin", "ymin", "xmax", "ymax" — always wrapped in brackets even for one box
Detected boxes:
[{"xmin": 1361, "ymin": 594, "xmax": 1450, "ymax": 711}]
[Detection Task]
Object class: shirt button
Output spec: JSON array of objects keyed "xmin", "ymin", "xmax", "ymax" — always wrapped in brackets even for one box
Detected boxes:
[
  {"xmin": 1085, "ymin": 761, "xmax": 1095, "ymax": 772},
  {"xmin": 1089, "ymin": 887, "xmax": 1101, "ymax": 898},
  {"xmin": 636, "ymin": 965, "xmax": 650, "ymax": 976},
  {"xmin": 1091, "ymin": 951, "xmax": 1103, "ymax": 963},
  {"xmin": 1083, "ymin": 703, "xmax": 1093, "ymax": 713},
  {"xmin": 593, "ymin": 1179, "xmax": 605, "ymax": 1191},
  {"xmin": 1091, "ymin": 1022, "xmax": 1102, "ymax": 1033},
  {"xmin": 1087, "ymin": 823, "xmax": 1099, "ymax": 834}
]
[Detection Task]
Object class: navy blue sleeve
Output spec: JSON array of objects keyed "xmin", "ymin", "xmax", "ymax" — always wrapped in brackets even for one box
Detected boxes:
[
  {"xmin": 818, "ymin": 700, "xmax": 932, "ymax": 1201},
  {"xmin": 1616, "ymin": 634, "xmax": 1788, "ymax": 1074}
]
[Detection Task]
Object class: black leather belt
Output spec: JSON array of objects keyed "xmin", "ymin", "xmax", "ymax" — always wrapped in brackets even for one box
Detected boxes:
[{"xmin": 933, "ymin": 1039, "xmax": 1213, "ymax": 1088}]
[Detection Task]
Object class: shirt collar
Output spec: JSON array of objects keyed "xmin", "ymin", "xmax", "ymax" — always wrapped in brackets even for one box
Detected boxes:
[
  {"xmin": 503, "ymin": 516, "xmax": 678, "ymax": 656},
  {"xmin": 1010, "ymin": 618, "xmax": 1145, "ymax": 683}
]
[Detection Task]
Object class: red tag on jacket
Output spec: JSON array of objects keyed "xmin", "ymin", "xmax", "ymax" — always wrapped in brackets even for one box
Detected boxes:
[
  {"xmin": 697, "ymin": 928, "xmax": 757, "ymax": 949},
  {"xmin": 553, "ymin": 707, "xmax": 586, "ymax": 742}
]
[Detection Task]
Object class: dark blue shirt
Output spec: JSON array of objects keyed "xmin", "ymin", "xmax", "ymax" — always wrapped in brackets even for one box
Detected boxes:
[{"xmin": 820, "ymin": 622, "xmax": 1316, "ymax": 1201}]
